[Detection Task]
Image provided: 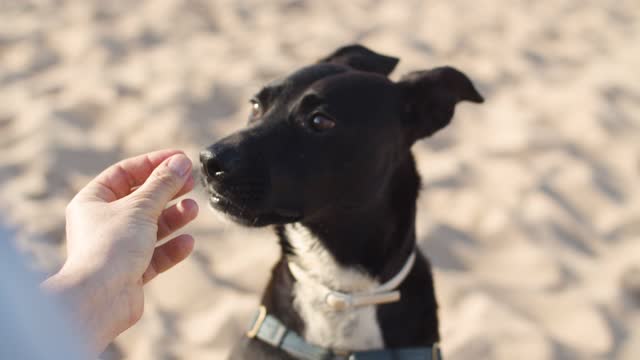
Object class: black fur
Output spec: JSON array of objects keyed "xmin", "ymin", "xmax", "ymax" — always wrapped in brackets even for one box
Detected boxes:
[{"xmin": 200, "ymin": 44, "xmax": 483, "ymax": 359}]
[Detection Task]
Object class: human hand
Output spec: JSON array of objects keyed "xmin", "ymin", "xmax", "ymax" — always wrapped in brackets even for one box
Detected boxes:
[{"xmin": 42, "ymin": 149, "xmax": 199, "ymax": 355}]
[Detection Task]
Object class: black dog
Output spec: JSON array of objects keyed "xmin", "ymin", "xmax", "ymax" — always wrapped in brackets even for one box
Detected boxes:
[{"xmin": 200, "ymin": 45, "xmax": 483, "ymax": 360}]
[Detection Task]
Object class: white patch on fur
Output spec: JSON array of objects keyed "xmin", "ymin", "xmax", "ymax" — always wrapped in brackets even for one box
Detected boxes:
[{"xmin": 286, "ymin": 224, "xmax": 384, "ymax": 351}]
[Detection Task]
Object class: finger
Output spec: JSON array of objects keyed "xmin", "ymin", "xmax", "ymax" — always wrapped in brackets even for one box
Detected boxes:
[
  {"xmin": 130, "ymin": 172, "xmax": 195, "ymax": 201},
  {"xmin": 79, "ymin": 149, "xmax": 185, "ymax": 202},
  {"xmin": 142, "ymin": 234, "xmax": 195, "ymax": 284},
  {"xmin": 126, "ymin": 154, "xmax": 193, "ymax": 218},
  {"xmin": 157, "ymin": 199, "xmax": 199, "ymax": 241},
  {"xmin": 174, "ymin": 172, "xmax": 196, "ymax": 199}
]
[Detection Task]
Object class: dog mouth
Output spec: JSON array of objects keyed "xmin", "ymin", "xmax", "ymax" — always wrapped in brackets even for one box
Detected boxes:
[
  {"xmin": 200, "ymin": 172, "xmax": 303, "ymax": 227},
  {"xmin": 199, "ymin": 172, "xmax": 246, "ymax": 211}
]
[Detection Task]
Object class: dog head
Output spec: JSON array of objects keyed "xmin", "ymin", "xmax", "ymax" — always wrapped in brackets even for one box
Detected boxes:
[{"xmin": 200, "ymin": 44, "xmax": 483, "ymax": 226}]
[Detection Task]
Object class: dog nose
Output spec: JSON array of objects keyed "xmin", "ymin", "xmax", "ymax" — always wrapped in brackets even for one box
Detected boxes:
[{"xmin": 200, "ymin": 150, "xmax": 225, "ymax": 178}]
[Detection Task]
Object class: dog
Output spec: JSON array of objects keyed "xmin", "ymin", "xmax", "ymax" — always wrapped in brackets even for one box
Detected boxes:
[{"xmin": 200, "ymin": 44, "xmax": 483, "ymax": 359}]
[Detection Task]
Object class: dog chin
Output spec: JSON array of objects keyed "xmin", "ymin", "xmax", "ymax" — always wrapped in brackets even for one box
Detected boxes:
[{"xmin": 207, "ymin": 196, "xmax": 301, "ymax": 227}]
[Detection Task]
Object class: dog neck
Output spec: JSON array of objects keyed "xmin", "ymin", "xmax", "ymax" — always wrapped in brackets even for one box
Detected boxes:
[
  {"xmin": 289, "ymin": 153, "xmax": 421, "ymax": 280},
  {"xmin": 285, "ymin": 201, "xmax": 417, "ymax": 295},
  {"xmin": 265, "ymin": 155, "xmax": 438, "ymax": 351},
  {"xmin": 288, "ymin": 245, "xmax": 416, "ymax": 310}
]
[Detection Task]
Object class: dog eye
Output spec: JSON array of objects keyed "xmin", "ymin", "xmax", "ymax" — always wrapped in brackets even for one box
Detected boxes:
[
  {"xmin": 249, "ymin": 100, "xmax": 263, "ymax": 120},
  {"xmin": 310, "ymin": 114, "xmax": 335, "ymax": 132}
]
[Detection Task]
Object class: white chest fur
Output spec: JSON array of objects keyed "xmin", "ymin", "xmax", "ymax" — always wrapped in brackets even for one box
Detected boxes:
[{"xmin": 285, "ymin": 224, "xmax": 384, "ymax": 351}]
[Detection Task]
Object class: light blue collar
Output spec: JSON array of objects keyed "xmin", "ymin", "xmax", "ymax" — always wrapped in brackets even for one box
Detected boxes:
[{"xmin": 247, "ymin": 306, "xmax": 441, "ymax": 360}]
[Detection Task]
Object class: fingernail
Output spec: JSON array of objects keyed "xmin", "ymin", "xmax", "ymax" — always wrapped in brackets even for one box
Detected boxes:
[{"xmin": 168, "ymin": 154, "xmax": 191, "ymax": 177}]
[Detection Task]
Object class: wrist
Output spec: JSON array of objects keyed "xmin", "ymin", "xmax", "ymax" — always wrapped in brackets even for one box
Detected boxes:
[{"xmin": 42, "ymin": 264, "xmax": 118, "ymax": 355}]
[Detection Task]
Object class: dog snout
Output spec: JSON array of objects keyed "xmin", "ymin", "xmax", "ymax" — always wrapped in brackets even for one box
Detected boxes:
[
  {"xmin": 200, "ymin": 150, "xmax": 224, "ymax": 179},
  {"xmin": 200, "ymin": 143, "xmax": 246, "ymax": 180}
]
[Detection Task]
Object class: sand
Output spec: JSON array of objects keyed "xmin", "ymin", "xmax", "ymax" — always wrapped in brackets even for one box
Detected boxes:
[{"xmin": 1, "ymin": 0, "xmax": 639, "ymax": 359}]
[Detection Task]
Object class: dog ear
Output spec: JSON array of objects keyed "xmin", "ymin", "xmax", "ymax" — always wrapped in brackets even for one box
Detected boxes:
[
  {"xmin": 319, "ymin": 44, "xmax": 399, "ymax": 76},
  {"xmin": 398, "ymin": 66, "xmax": 483, "ymax": 142}
]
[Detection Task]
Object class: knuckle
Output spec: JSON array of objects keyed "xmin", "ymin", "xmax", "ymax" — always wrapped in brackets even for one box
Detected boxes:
[
  {"xmin": 126, "ymin": 195, "xmax": 156, "ymax": 214},
  {"xmin": 157, "ymin": 215, "xmax": 172, "ymax": 235},
  {"xmin": 123, "ymin": 195, "xmax": 156, "ymax": 218},
  {"xmin": 151, "ymin": 169, "xmax": 179, "ymax": 189},
  {"xmin": 125, "ymin": 192, "xmax": 148, "ymax": 208}
]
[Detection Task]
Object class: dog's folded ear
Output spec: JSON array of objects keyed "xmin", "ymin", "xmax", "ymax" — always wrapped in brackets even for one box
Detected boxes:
[
  {"xmin": 398, "ymin": 66, "xmax": 484, "ymax": 142},
  {"xmin": 319, "ymin": 44, "xmax": 399, "ymax": 76}
]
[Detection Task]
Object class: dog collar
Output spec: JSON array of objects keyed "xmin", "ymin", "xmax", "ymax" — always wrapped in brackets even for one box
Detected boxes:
[
  {"xmin": 247, "ymin": 306, "xmax": 441, "ymax": 360},
  {"xmin": 288, "ymin": 250, "xmax": 416, "ymax": 310}
]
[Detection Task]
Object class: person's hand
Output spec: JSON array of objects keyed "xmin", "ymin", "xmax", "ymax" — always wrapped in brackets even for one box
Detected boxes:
[{"xmin": 42, "ymin": 149, "xmax": 199, "ymax": 355}]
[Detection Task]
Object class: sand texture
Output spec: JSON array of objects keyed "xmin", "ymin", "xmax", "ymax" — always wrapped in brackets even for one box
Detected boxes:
[{"xmin": 1, "ymin": 0, "xmax": 639, "ymax": 359}]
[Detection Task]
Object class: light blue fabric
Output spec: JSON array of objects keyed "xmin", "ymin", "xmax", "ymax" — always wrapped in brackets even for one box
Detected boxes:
[{"xmin": 0, "ymin": 222, "xmax": 88, "ymax": 360}]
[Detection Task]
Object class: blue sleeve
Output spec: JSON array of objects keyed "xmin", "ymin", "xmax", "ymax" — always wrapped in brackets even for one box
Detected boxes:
[{"xmin": 0, "ymin": 225, "xmax": 88, "ymax": 360}]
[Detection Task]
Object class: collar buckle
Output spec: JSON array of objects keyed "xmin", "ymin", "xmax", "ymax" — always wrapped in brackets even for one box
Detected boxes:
[
  {"xmin": 246, "ymin": 305, "xmax": 267, "ymax": 338},
  {"xmin": 325, "ymin": 292, "xmax": 352, "ymax": 310},
  {"xmin": 332, "ymin": 348, "xmax": 352, "ymax": 360}
]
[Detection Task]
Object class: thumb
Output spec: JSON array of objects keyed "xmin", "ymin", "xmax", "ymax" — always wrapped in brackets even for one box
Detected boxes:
[{"xmin": 128, "ymin": 154, "xmax": 193, "ymax": 217}]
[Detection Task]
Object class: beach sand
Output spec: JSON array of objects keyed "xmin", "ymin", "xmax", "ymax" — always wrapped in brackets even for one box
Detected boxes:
[{"xmin": 1, "ymin": 0, "xmax": 639, "ymax": 359}]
